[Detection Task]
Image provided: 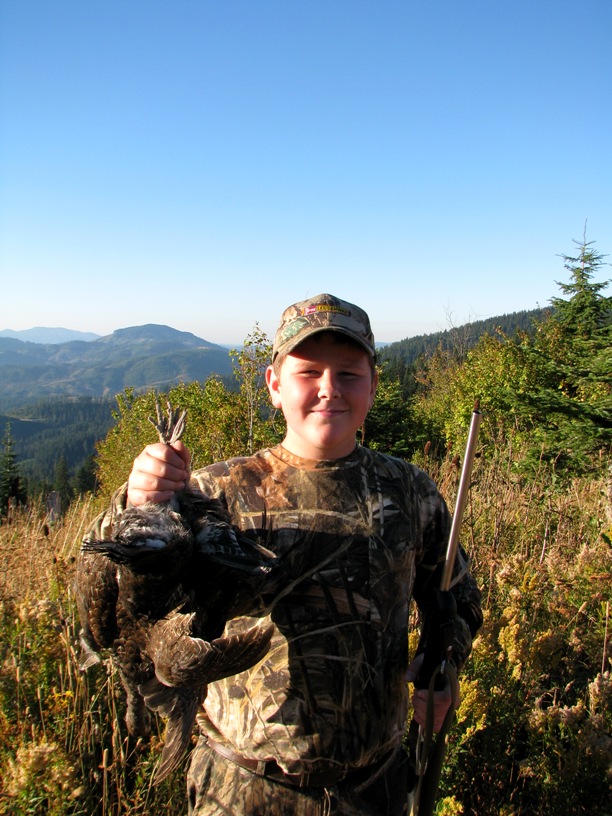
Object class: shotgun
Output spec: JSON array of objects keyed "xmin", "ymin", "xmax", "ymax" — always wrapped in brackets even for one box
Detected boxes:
[{"xmin": 409, "ymin": 400, "xmax": 482, "ymax": 816}]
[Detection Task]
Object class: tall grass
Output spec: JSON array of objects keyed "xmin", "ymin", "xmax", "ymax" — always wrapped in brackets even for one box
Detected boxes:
[
  {"xmin": 415, "ymin": 448, "xmax": 612, "ymax": 815},
  {"xmin": 0, "ymin": 453, "xmax": 610, "ymax": 815},
  {"xmin": 0, "ymin": 498, "xmax": 187, "ymax": 816}
]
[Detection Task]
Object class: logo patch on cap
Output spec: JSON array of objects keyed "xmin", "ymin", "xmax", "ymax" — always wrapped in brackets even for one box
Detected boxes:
[{"xmin": 302, "ymin": 304, "xmax": 351, "ymax": 317}]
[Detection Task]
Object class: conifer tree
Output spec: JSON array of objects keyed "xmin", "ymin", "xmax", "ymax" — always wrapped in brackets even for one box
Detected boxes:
[
  {"xmin": 552, "ymin": 238, "xmax": 611, "ymax": 343},
  {"xmin": 520, "ymin": 235, "xmax": 612, "ymax": 473},
  {"xmin": 74, "ymin": 454, "xmax": 98, "ymax": 495},
  {"xmin": 53, "ymin": 455, "xmax": 73, "ymax": 515},
  {"xmin": 0, "ymin": 423, "xmax": 27, "ymax": 517}
]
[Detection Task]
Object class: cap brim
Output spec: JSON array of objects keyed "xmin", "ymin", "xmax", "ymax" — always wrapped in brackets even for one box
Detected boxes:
[{"xmin": 274, "ymin": 326, "xmax": 375, "ymax": 360}]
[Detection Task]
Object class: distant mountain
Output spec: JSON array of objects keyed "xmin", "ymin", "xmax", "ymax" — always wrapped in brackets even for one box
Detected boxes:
[
  {"xmin": 0, "ymin": 327, "xmax": 100, "ymax": 344},
  {"xmin": 0, "ymin": 324, "xmax": 233, "ymax": 410}
]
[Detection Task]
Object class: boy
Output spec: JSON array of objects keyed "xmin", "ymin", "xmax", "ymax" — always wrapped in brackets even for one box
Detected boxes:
[{"xmin": 92, "ymin": 293, "xmax": 482, "ymax": 815}]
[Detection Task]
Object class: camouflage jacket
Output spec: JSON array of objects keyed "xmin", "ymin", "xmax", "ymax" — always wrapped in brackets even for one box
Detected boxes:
[{"xmin": 90, "ymin": 444, "xmax": 482, "ymax": 776}]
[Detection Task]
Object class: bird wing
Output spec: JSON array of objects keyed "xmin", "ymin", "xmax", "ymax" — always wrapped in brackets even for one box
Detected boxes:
[
  {"xmin": 147, "ymin": 612, "xmax": 274, "ymax": 687},
  {"xmin": 138, "ymin": 675, "xmax": 204, "ymax": 784}
]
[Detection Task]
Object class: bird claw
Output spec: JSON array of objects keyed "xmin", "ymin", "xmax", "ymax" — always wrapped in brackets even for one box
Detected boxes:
[{"xmin": 148, "ymin": 395, "xmax": 187, "ymax": 445}]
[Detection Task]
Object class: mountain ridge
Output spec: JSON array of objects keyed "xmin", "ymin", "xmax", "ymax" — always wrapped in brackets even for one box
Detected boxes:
[
  {"xmin": 0, "ymin": 327, "xmax": 101, "ymax": 344},
  {"xmin": 0, "ymin": 324, "xmax": 233, "ymax": 409}
]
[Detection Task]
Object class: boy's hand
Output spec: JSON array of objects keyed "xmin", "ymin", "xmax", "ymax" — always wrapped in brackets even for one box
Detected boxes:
[
  {"xmin": 406, "ymin": 654, "xmax": 454, "ymax": 733},
  {"xmin": 127, "ymin": 441, "xmax": 191, "ymax": 506}
]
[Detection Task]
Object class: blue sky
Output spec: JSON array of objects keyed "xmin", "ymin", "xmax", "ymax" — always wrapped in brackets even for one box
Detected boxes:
[{"xmin": 1, "ymin": 0, "xmax": 610, "ymax": 345}]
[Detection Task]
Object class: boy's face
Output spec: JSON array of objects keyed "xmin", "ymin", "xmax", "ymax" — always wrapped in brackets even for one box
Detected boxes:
[{"xmin": 266, "ymin": 332, "xmax": 378, "ymax": 460}]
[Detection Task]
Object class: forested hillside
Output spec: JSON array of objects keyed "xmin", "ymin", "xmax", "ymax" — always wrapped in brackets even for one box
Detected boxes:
[
  {"xmin": 378, "ymin": 307, "xmax": 552, "ymax": 396},
  {"xmin": 0, "ymin": 398, "xmax": 115, "ymax": 487},
  {"xmin": 380, "ymin": 307, "xmax": 552, "ymax": 367}
]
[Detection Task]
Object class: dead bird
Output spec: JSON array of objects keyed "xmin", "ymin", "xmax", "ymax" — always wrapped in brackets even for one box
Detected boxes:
[{"xmin": 76, "ymin": 397, "xmax": 275, "ymax": 782}]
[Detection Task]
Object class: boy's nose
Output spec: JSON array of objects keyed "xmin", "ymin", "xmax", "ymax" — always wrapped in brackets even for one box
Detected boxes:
[{"xmin": 318, "ymin": 372, "xmax": 341, "ymax": 399}]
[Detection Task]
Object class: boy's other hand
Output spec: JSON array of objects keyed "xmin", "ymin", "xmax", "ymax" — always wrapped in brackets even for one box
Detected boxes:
[
  {"xmin": 127, "ymin": 441, "xmax": 191, "ymax": 506},
  {"xmin": 406, "ymin": 654, "xmax": 454, "ymax": 733}
]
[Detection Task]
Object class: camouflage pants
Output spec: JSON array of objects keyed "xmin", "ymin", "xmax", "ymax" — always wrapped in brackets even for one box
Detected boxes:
[{"xmin": 187, "ymin": 738, "xmax": 411, "ymax": 816}]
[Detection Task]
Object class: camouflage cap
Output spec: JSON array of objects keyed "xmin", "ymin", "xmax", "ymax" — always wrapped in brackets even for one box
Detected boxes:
[{"xmin": 272, "ymin": 293, "xmax": 376, "ymax": 361}]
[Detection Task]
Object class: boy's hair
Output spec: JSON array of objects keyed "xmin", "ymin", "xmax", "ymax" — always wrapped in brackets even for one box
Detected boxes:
[
  {"xmin": 272, "ymin": 293, "xmax": 376, "ymax": 363},
  {"xmin": 272, "ymin": 331, "xmax": 377, "ymax": 379}
]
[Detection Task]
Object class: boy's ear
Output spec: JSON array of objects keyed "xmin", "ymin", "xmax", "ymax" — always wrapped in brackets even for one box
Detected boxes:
[{"xmin": 266, "ymin": 365, "xmax": 283, "ymax": 409}]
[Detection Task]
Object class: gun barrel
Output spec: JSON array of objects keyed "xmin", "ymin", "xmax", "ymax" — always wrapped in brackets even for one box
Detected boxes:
[{"xmin": 441, "ymin": 401, "xmax": 482, "ymax": 591}]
